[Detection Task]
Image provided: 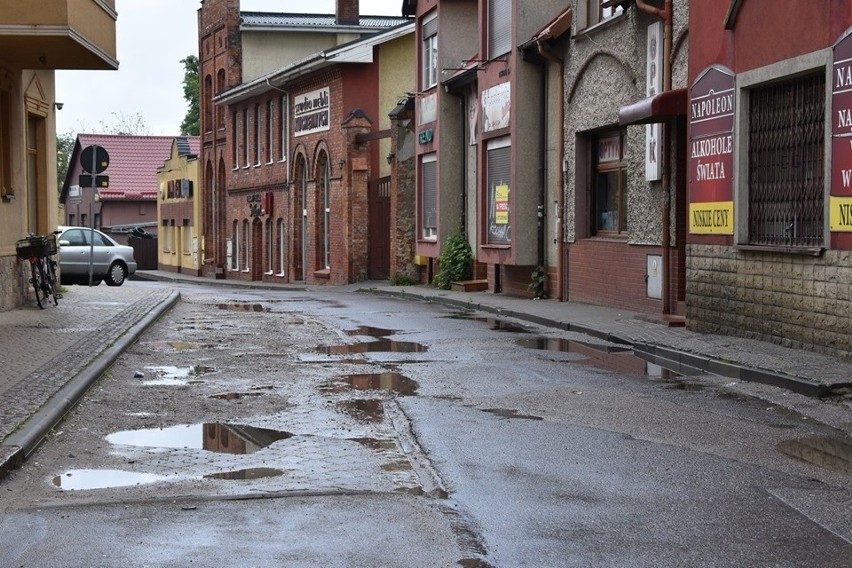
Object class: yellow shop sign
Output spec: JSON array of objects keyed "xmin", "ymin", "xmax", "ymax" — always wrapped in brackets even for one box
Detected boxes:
[
  {"xmin": 830, "ymin": 196, "xmax": 852, "ymax": 232},
  {"xmin": 689, "ymin": 201, "xmax": 734, "ymax": 235}
]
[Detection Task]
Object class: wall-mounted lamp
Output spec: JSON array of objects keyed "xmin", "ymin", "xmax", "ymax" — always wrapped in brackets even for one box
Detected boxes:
[
  {"xmin": 54, "ymin": 102, "xmax": 64, "ymax": 110},
  {"xmin": 386, "ymin": 153, "xmax": 395, "ymax": 165},
  {"xmin": 338, "ymin": 159, "xmax": 346, "ymax": 171}
]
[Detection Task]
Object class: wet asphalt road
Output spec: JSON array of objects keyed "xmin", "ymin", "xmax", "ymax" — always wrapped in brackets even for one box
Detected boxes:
[{"xmin": 1, "ymin": 281, "xmax": 850, "ymax": 567}]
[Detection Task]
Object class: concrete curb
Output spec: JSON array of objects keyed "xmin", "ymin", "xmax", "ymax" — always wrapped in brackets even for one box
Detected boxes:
[
  {"xmin": 360, "ymin": 287, "xmax": 836, "ymax": 399},
  {"xmin": 0, "ymin": 290, "xmax": 180, "ymax": 478}
]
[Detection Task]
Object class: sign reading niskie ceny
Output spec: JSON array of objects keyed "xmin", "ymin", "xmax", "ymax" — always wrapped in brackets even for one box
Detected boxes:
[{"xmin": 689, "ymin": 66, "xmax": 735, "ymax": 235}]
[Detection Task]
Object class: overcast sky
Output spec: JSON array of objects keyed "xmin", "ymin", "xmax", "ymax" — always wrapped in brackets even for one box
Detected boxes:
[{"xmin": 55, "ymin": 0, "xmax": 403, "ymax": 136}]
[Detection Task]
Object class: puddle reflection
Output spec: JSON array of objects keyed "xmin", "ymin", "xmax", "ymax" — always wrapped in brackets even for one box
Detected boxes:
[
  {"xmin": 337, "ymin": 399, "xmax": 384, "ymax": 422},
  {"xmin": 141, "ymin": 365, "xmax": 214, "ymax": 386},
  {"xmin": 518, "ymin": 337, "xmax": 690, "ymax": 382},
  {"xmin": 318, "ymin": 340, "xmax": 427, "ymax": 354},
  {"xmin": 53, "ymin": 469, "xmax": 167, "ymax": 490},
  {"xmin": 204, "ymin": 467, "xmax": 285, "ymax": 480},
  {"xmin": 346, "ymin": 326, "xmax": 397, "ymax": 338},
  {"xmin": 445, "ymin": 314, "xmax": 530, "ymax": 333},
  {"xmin": 322, "ymin": 372, "xmax": 419, "ymax": 396},
  {"xmin": 107, "ymin": 423, "xmax": 292, "ymax": 454}
]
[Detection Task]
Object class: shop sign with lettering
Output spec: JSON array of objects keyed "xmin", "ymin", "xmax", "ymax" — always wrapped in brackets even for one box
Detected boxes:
[
  {"xmin": 646, "ymin": 21, "xmax": 663, "ymax": 181},
  {"xmin": 689, "ymin": 66, "xmax": 735, "ymax": 235},
  {"xmin": 294, "ymin": 87, "xmax": 330, "ymax": 137},
  {"xmin": 831, "ymin": 31, "xmax": 852, "ymax": 232}
]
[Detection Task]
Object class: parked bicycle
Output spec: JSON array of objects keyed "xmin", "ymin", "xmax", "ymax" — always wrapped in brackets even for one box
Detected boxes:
[{"xmin": 16, "ymin": 232, "xmax": 62, "ymax": 308}]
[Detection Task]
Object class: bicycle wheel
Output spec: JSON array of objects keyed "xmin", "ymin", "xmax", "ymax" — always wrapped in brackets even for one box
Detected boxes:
[
  {"xmin": 30, "ymin": 260, "xmax": 45, "ymax": 309},
  {"xmin": 46, "ymin": 258, "xmax": 60, "ymax": 305}
]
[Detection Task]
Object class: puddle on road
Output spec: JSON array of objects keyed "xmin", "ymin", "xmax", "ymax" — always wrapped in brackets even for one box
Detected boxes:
[
  {"xmin": 318, "ymin": 340, "xmax": 427, "ymax": 355},
  {"xmin": 107, "ymin": 423, "xmax": 292, "ymax": 454},
  {"xmin": 210, "ymin": 391, "xmax": 266, "ymax": 400},
  {"xmin": 349, "ymin": 437, "xmax": 398, "ymax": 451},
  {"xmin": 481, "ymin": 408, "xmax": 544, "ymax": 421},
  {"xmin": 777, "ymin": 437, "xmax": 852, "ymax": 473},
  {"xmin": 217, "ymin": 302, "xmax": 269, "ymax": 313},
  {"xmin": 346, "ymin": 326, "xmax": 397, "ymax": 338},
  {"xmin": 53, "ymin": 469, "xmax": 167, "ymax": 490},
  {"xmin": 141, "ymin": 365, "xmax": 214, "ymax": 386},
  {"xmin": 517, "ymin": 337, "xmax": 702, "ymax": 387},
  {"xmin": 444, "ymin": 314, "xmax": 531, "ymax": 333},
  {"xmin": 337, "ymin": 399, "xmax": 384, "ymax": 422},
  {"xmin": 321, "ymin": 372, "xmax": 419, "ymax": 396},
  {"xmin": 204, "ymin": 467, "xmax": 285, "ymax": 480}
]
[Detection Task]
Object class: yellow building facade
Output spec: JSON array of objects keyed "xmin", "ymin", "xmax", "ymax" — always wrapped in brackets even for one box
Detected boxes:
[
  {"xmin": 157, "ymin": 137, "xmax": 202, "ymax": 275},
  {"xmin": 0, "ymin": 0, "xmax": 117, "ymax": 310}
]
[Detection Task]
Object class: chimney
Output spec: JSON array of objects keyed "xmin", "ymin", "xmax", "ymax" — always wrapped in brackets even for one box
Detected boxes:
[{"xmin": 336, "ymin": 0, "xmax": 359, "ymax": 26}]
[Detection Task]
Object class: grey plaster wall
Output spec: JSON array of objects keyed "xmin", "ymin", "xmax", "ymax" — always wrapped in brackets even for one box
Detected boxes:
[{"xmin": 562, "ymin": 2, "xmax": 688, "ymax": 246}]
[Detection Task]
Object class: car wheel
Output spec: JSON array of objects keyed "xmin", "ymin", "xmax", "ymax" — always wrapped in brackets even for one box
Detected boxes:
[{"xmin": 105, "ymin": 262, "xmax": 128, "ymax": 286}]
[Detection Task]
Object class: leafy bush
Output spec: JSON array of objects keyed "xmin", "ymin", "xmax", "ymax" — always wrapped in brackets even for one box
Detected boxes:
[
  {"xmin": 389, "ymin": 274, "xmax": 417, "ymax": 286},
  {"xmin": 432, "ymin": 233, "xmax": 472, "ymax": 290},
  {"xmin": 528, "ymin": 265, "xmax": 548, "ymax": 299}
]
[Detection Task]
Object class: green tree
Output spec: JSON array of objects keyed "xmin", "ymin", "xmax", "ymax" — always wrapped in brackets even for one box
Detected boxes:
[
  {"xmin": 180, "ymin": 55, "xmax": 199, "ymax": 136},
  {"xmin": 56, "ymin": 131, "xmax": 76, "ymax": 193}
]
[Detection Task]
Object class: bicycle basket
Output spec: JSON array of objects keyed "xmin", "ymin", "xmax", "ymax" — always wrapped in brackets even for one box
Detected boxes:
[{"xmin": 16, "ymin": 234, "xmax": 56, "ymax": 259}]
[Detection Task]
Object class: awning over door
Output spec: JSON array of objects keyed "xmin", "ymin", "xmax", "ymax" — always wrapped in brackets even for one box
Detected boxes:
[{"xmin": 618, "ymin": 88, "xmax": 688, "ymax": 125}]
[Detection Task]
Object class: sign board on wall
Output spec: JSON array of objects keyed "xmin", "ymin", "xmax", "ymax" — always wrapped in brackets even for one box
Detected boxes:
[
  {"xmin": 831, "ymin": 32, "xmax": 852, "ymax": 233},
  {"xmin": 689, "ymin": 66, "xmax": 735, "ymax": 235},
  {"xmin": 294, "ymin": 87, "xmax": 330, "ymax": 137},
  {"xmin": 646, "ymin": 21, "xmax": 663, "ymax": 181},
  {"xmin": 419, "ymin": 93, "xmax": 437, "ymax": 125},
  {"xmin": 482, "ymin": 82, "xmax": 511, "ymax": 132}
]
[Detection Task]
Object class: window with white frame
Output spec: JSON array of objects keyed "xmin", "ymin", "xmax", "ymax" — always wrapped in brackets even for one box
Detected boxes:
[
  {"xmin": 580, "ymin": 0, "xmax": 625, "ymax": 30},
  {"xmin": 422, "ymin": 12, "xmax": 438, "ymax": 89},
  {"xmin": 231, "ymin": 111, "xmax": 238, "ymax": 169},
  {"xmin": 266, "ymin": 218, "xmax": 273, "ymax": 273},
  {"xmin": 254, "ymin": 104, "xmax": 261, "ymax": 166},
  {"xmin": 243, "ymin": 108, "xmax": 249, "ymax": 168},
  {"xmin": 421, "ymin": 153, "xmax": 437, "ymax": 239},
  {"xmin": 277, "ymin": 218, "xmax": 286, "ymax": 276},
  {"xmin": 280, "ymin": 95, "xmax": 288, "ymax": 162},
  {"xmin": 231, "ymin": 220, "xmax": 239, "ymax": 270},
  {"xmin": 267, "ymin": 100, "xmax": 274, "ymax": 164},
  {"xmin": 487, "ymin": 0, "xmax": 511, "ymax": 60},
  {"xmin": 242, "ymin": 219, "xmax": 250, "ymax": 270},
  {"xmin": 320, "ymin": 154, "xmax": 331, "ymax": 269}
]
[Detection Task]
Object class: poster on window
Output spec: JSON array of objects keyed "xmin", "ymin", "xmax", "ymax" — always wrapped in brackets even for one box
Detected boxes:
[
  {"xmin": 688, "ymin": 66, "xmax": 735, "ymax": 235},
  {"xmin": 488, "ymin": 183, "xmax": 511, "ymax": 244},
  {"xmin": 831, "ymin": 32, "xmax": 852, "ymax": 235},
  {"xmin": 482, "ymin": 82, "xmax": 511, "ymax": 132}
]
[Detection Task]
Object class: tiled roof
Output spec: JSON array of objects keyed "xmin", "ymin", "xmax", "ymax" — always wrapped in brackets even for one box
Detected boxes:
[
  {"xmin": 73, "ymin": 134, "xmax": 177, "ymax": 201},
  {"xmin": 175, "ymin": 136, "xmax": 200, "ymax": 157},
  {"xmin": 240, "ymin": 11, "xmax": 411, "ymax": 30}
]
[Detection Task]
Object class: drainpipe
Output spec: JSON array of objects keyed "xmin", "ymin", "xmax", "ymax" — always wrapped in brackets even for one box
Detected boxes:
[
  {"xmin": 636, "ymin": 0, "xmax": 673, "ymax": 316},
  {"xmin": 535, "ymin": 39, "xmax": 565, "ymax": 301}
]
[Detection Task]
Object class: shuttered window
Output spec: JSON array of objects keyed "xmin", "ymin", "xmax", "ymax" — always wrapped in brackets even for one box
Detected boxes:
[
  {"xmin": 486, "ymin": 137, "xmax": 511, "ymax": 244},
  {"xmin": 421, "ymin": 154, "xmax": 437, "ymax": 239},
  {"xmin": 488, "ymin": 0, "xmax": 511, "ymax": 60}
]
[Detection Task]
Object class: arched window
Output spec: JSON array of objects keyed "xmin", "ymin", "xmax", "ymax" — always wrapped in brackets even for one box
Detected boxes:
[
  {"xmin": 277, "ymin": 218, "xmax": 286, "ymax": 277},
  {"xmin": 265, "ymin": 218, "xmax": 273, "ymax": 274},
  {"xmin": 204, "ymin": 75, "xmax": 213, "ymax": 133},
  {"xmin": 231, "ymin": 220, "xmax": 239, "ymax": 270},
  {"xmin": 317, "ymin": 152, "xmax": 330, "ymax": 270}
]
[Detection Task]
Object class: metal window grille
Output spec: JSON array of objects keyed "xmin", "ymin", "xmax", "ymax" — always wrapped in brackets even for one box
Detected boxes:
[{"xmin": 748, "ymin": 73, "xmax": 824, "ymax": 247}]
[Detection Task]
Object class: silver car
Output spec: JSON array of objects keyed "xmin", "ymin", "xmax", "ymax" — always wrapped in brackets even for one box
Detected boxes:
[{"xmin": 57, "ymin": 226, "xmax": 137, "ymax": 286}]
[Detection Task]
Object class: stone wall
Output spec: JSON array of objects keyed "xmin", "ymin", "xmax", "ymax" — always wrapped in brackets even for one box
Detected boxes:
[
  {"xmin": 0, "ymin": 256, "xmax": 27, "ymax": 311},
  {"xmin": 687, "ymin": 244, "xmax": 852, "ymax": 358}
]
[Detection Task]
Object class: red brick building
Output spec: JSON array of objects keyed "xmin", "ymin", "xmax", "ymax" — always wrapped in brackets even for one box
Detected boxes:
[
  {"xmin": 687, "ymin": 0, "xmax": 852, "ymax": 356},
  {"xmin": 198, "ymin": 0, "xmax": 414, "ymax": 284}
]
